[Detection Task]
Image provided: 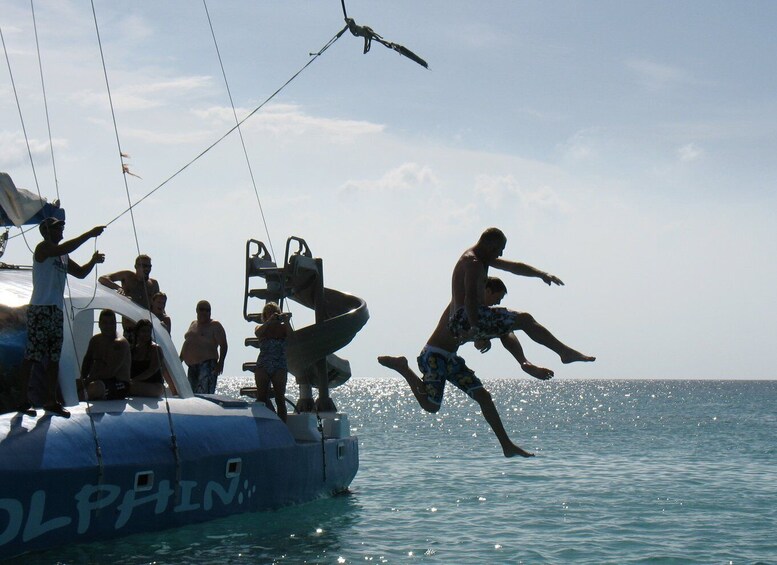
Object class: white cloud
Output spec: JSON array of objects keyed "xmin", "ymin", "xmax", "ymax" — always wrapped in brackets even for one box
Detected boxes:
[
  {"xmin": 626, "ymin": 58, "xmax": 695, "ymax": 90},
  {"xmin": 338, "ymin": 162, "xmax": 437, "ymax": 195},
  {"xmin": 193, "ymin": 103, "xmax": 384, "ymax": 142},
  {"xmin": 677, "ymin": 142, "xmax": 704, "ymax": 162},
  {"xmin": 73, "ymin": 76, "xmax": 213, "ymax": 111},
  {"xmin": 0, "ymin": 131, "xmax": 64, "ymax": 169},
  {"xmin": 558, "ymin": 130, "xmax": 598, "ymax": 161},
  {"xmin": 475, "ymin": 174, "xmax": 566, "ymax": 213}
]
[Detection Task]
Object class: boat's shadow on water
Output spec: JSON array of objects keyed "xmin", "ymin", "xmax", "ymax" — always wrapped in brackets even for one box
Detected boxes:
[{"xmin": 13, "ymin": 491, "xmax": 362, "ymax": 565}]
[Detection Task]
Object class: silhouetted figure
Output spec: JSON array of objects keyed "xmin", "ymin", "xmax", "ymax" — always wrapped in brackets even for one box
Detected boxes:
[{"xmin": 18, "ymin": 218, "xmax": 105, "ymax": 417}]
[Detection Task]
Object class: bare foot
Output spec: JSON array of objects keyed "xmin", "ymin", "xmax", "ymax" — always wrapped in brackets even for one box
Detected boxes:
[
  {"xmin": 522, "ymin": 363, "xmax": 554, "ymax": 381},
  {"xmin": 560, "ymin": 348, "xmax": 596, "ymax": 364},
  {"xmin": 377, "ymin": 355, "xmax": 409, "ymax": 371},
  {"xmin": 504, "ymin": 443, "xmax": 535, "ymax": 458}
]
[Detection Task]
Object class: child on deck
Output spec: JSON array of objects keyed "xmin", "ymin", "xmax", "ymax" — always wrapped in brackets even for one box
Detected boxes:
[{"xmin": 253, "ymin": 302, "xmax": 292, "ymax": 422}]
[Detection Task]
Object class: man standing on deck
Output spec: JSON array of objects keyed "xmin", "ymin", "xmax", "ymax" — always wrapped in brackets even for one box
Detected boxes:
[
  {"xmin": 180, "ymin": 300, "xmax": 228, "ymax": 394},
  {"xmin": 17, "ymin": 217, "xmax": 105, "ymax": 418},
  {"xmin": 99, "ymin": 254, "xmax": 160, "ymax": 345}
]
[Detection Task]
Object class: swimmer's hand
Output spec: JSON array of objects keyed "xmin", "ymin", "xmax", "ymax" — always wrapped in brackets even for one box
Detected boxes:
[
  {"xmin": 540, "ymin": 271, "xmax": 564, "ymax": 286},
  {"xmin": 474, "ymin": 339, "xmax": 491, "ymax": 353}
]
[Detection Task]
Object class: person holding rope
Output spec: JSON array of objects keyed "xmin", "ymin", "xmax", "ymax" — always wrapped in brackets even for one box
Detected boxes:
[{"xmin": 17, "ymin": 217, "xmax": 105, "ymax": 418}]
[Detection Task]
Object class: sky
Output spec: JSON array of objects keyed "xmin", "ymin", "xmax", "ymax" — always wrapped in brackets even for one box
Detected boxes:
[{"xmin": 1, "ymin": 1, "xmax": 776, "ymax": 381}]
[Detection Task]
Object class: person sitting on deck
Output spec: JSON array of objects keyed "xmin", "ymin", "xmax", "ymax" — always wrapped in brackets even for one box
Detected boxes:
[
  {"xmin": 80, "ymin": 309, "xmax": 130, "ymax": 401},
  {"xmin": 128, "ymin": 318, "xmax": 165, "ymax": 398},
  {"xmin": 253, "ymin": 302, "xmax": 292, "ymax": 422},
  {"xmin": 151, "ymin": 291, "xmax": 171, "ymax": 333}
]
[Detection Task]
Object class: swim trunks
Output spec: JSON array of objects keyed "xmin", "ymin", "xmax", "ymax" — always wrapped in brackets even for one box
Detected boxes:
[
  {"xmin": 24, "ymin": 304, "xmax": 64, "ymax": 362},
  {"xmin": 187, "ymin": 358, "xmax": 218, "ymax": 394},
  {"xmin": 256, "ymin": 338, "xmax": 287, "ymax": 375},
  {"xmin": 101, "ymin": 378, "xmax": 129, "ymax": 400},
  {"xmin": 447, "ymin": 305, "xmax": 519, "ymax": 342},
  {"xmin": 416, "ymin": 345, "xmax": 483, "ymax": 407}
]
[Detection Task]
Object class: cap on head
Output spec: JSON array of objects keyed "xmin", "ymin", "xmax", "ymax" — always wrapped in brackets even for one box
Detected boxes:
[{"xmin": 39, "ymin": 217, "xmax": 65, "ymax": 235}]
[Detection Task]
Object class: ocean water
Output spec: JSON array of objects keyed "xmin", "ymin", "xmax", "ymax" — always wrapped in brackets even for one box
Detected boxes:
[{"xmin": 13, "ymin": 378, "xmax": 777, "ymax": 564}]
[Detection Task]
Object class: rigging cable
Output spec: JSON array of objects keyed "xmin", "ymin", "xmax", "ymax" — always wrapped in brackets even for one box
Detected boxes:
[
  {"xmin": 31, "ymin": 0, "xmax": 60, "ymax": 201},
  {"xmin": 0, "ymin": 23, "xmax": 44, "ymax": 202},
  {"xmin": 89, "ymin": 0, "xmax": 182, "ymax": 490},
  {"xmin": 101, "ymin": 23, "xmax": 349, "ymax": 228},
  {"xmin": 203, "ymin": 0, "xmax": 276, "ymax": 261}
]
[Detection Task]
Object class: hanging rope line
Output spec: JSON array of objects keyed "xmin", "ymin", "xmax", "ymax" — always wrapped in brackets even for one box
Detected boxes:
[
  {"xmin": 31, "ymin": 0, "xmax": 60, "ymax": 202},
  {"xmin": 0, "ymin": 23, "xmax": 44, "ymax": 201},
  {"xmin": 89, "ymin": 0, "xmax": 141, "ymax": 255},
  {"xmin": 89, "ymin": 0, "xmax": 181, "ymax": 486},
  {"xmin": 101, "ymin": 23, "xmax": 349, "ymax": 228},
  {"xmin": 203, "ymin": 0, "xmax": 276, "ymax": 261}
]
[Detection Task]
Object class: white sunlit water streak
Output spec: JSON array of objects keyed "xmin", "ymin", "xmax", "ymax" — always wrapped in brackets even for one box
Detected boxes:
[{"xmin": 12, "ymin": 378, "xmax": 777, "ymax": 564}]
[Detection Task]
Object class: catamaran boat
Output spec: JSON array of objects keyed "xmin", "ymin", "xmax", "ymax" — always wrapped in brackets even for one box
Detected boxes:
[{"xmin": 0, "ymin": 177, "xmax": 369, "ymax": 559}]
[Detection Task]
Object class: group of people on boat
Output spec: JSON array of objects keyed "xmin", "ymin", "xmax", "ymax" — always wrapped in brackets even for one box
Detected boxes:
[{"xmin": 12, "ymin": 218, "xmax": 229, "ymax": 418}]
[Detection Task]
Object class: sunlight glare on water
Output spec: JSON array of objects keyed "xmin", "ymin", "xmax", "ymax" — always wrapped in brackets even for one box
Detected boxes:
[{"xmin": 15, "ymin": 378, "xmax": 777, "ymax": 564}]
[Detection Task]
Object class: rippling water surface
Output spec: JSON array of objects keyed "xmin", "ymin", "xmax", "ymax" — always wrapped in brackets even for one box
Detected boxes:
[{"xmin": 15, "ymin": 378, "xmax": 777, "ymax": 564}]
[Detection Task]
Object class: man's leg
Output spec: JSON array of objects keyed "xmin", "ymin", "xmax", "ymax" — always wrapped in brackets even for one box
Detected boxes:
[
  {"xmin": 43, "ymin": 360, "xmax": 69, "ymax": 417},
  {"xmin": 511, "ymin": 312, "xmax": 595, "ymax": 364},
  {"xmin": 378, "ymin": 356, "xmax": 439, "ymax": 413},
  {"xmin": 470, "ymin": 387, "xmax": 534, "ymax": 458},
  {"xmin": 15, "ymin": 359, "xmax": 37, "ymax": 416},
  {"xmin": 499, "ymin": 333, "xmax": 554, "ymax": 380}
]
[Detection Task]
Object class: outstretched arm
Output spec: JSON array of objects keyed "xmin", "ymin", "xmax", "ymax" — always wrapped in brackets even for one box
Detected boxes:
[
  {"xmin": 35, "ymin": 225, "xmax": 105, "ymax": 262},
  {"xmin": 491, "ymin": 258, "xmax": 564, "ymax": 286}
]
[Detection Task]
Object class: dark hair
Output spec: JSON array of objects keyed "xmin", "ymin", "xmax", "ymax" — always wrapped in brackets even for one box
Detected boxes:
[
  {"xmin": 135, "ymin": 318, "xmax": 153, "ymax": 338},
  {"xmin": 98, "ymin": 309, "xmax": 116, "ymax": 321},
  {"xmin": 478, "ymin": 227, "xmax": 506, "ymax": 246},
  {"xmin": 485, "ymin": 277, "xmax": 507, "ymax": 295}
]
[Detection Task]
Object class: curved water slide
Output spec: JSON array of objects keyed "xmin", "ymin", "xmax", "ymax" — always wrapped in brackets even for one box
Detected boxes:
[{"xmin": 243, "ymin": 237, "xmax": 368, "ymax": 390}]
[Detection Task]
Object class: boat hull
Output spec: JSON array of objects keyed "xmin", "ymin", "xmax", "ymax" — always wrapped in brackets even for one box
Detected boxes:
[{"xmin": 0, "ymin": 397, "xmax": 358, "ymax": 558}]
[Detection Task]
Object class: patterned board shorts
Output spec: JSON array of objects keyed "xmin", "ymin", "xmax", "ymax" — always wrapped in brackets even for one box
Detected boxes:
[
  {"xmin": 187, "ymin": 359, "xmax": 218, "ymax": 394},
  {"xmin": 416, "ymin": 345, "xmax": 484, "ymax": 406},
  {"xmin": 447, "ymin": 305, "xmax": 519, "ymax": 342},
  {"xmin": 24, "ymin": 305, "xmax": 64, "ymax": 363}
]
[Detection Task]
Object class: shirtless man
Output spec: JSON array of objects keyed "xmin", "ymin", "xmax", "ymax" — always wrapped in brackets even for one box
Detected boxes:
[
  {"xmin": 98, "ymin": 255, "xmax": 159, "ymax": 345},
  {"xmin": 80, "ymin": 309, "xmax": 131, "ymax": 400},
  {"xmin": 180, "ymin": 300, "xmax": 228, "ymax": 394},
  {"xmin": 379, "ymin": 278, "xmax": 553, "ymax": 458},
  {"xmin": 448, "ymin": 227, "xmax": 594, "ymax": 364}
]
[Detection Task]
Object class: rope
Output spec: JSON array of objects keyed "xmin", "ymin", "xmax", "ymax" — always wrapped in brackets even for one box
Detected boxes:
[
  {"xmin": 31, "ymin": 0, "xmax": 60, "ymax": 201},
  {"xmin": 203, "ymin": 0, "xmax": 275, "ymax": 261},
  {"xmin": 0, "ymin": 23, "xmax": 44, "ymax": 201},
  {"xmin": 101, "ymin": 23, "xmax": 349, "ymax": 228},
  {"xmin": 89, "ymin": 0, "xmax": 181, "ymax": 489}
]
